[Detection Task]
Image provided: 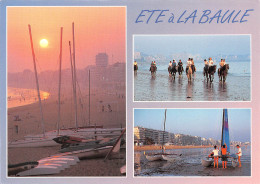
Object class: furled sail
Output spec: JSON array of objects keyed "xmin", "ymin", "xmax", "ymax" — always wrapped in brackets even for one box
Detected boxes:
[{"xmin": 221, "ymin": 109, "xmax": 230, "ymax": 153}]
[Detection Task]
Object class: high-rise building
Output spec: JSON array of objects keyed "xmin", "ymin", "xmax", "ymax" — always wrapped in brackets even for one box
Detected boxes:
[{"xmin": 96, "ymin": 53, "xmax": 108, "ymax": 67}]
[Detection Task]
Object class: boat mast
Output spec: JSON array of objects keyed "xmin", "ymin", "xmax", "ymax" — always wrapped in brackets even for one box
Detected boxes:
[
  {"xmin": 89, "ymin": 70, "xmax": 90, "ymax": 126},
  {"xmin": 221, "ymin": 109, "xmax": 224, "ymax": 148},
  {"xmin": 28, "ymin": 24, "xmax": 45, "ymax": 137},
  {"xmin": 162, "ymin": 109, "xmax": 167, "ymax": 153},
  {"xmin": 72, "ymin": 22, "xmax": 78, "ymax": 130},
  {"xmin": 57, "ymin": 27, "xmax": 63, "ymax": 135}
]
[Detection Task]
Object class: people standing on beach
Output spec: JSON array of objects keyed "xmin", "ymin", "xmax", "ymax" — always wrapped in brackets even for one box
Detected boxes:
[
  {"xmin": 209, "ymin": 145, "xmax": 219, "ymax": 168},
  {"xmin": 221, "ymin": 144, "xmax": 228, "ymax": 169},
  {"xmin": 236, "ymin": 145, "xmax": 242, "ymax": 167}
]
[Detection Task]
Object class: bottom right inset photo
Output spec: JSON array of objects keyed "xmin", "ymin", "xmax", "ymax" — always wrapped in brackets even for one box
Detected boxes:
[{"xmin": 134, "ymin": 108, "xmax": 251, "ymax": 177}]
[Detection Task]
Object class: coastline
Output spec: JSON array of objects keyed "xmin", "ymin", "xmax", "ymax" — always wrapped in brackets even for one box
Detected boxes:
[{"xmin": 134, "ymin": 145, "xmax": 212, "ymax": 151}]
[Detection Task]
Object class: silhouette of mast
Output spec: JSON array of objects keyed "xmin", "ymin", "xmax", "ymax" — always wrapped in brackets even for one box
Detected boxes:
[{"xmin": 28, "ymin": 24, "xmax": 45, "ymax": 137}]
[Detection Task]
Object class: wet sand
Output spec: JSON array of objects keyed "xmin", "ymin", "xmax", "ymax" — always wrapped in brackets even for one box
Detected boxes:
[
  {"xmin": 8, "ymin": 88, "xmax": 126, "ymax": 176},
  {"xmin": 134, "ymin": 71, "xmax": 250, "ymax": 101},
  {"xmin": 135, "ymin": 147, "xmax": 251, "ymax": 176}
]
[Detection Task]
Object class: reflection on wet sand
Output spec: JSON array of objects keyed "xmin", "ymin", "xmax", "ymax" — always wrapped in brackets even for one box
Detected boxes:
[{"xmin": 134, "ymin": 71, "xmax": 249, "ymax": 101}]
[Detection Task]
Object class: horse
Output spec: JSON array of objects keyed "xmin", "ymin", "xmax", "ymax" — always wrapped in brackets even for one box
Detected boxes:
[
  {"xmin": 150, "ymin": 65, "xmax": 157, "ymax": 77},
  {"xmin": 218, "ymin": 64, "xmax": 229, "ymax": 83},
  {"xmin": 203, "ymin": 65, "xmax": 209, "ymax": 82},
  {"xmin": 186, "ymin": 66, "xmax": 192, "ymax": 82},
  {"xmin": 178, "ymin": 64, "xmax": 184, "ymax": 76},
  {"xmin": 208, "ymin": 65, "xmax": 217, "ymax": 83},
  {"xmin": 169, "ymin": 65, "xmax": 177, "ymax": 80},
  {"xmin": 191, "ymin": 64, "xmax": 196, "ymax": 74},
  {"xmin": 134, "ymin": 65, "xmax": 138, "ymax": 71}
]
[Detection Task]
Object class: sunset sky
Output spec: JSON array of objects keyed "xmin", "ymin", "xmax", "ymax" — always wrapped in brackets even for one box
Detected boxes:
[{"xmin": 7, "ymin": 7, "xmax": 126, "ymax": 73}]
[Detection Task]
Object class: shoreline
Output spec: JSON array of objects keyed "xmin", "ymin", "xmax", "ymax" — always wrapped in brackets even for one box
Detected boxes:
[
  {"xmin": 8, "ymin": 87, "xmax": 50, "ymax": 109},
  {"xmin": 134, "ymin": 145, "xmax": 212, "ymax": 151}
]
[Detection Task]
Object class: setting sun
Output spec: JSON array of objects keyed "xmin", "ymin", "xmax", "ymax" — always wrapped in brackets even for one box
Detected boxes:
[{"xmin": 39, "ymin": 39, "xmax": 48, "ymax": 48}]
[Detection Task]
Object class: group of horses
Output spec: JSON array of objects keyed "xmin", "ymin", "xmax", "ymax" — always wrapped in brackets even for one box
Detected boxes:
[
  {"xmin": 135, "ymin": 62, "xmax": 229, "ymax": 83},
  {"xmin": 167, "ymin": 64, "xmax": 229, "ymax": 83}
]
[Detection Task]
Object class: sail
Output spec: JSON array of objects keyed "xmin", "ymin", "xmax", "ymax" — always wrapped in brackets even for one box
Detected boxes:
[{"xmin": 221, "ymin": 109, "xmax": 230, "ymax": 153}]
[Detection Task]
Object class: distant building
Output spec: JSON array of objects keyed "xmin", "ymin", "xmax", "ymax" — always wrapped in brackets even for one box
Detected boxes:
[{"xmin": 96, "ymin": 53, "xmax": 108, "ymax": 67}]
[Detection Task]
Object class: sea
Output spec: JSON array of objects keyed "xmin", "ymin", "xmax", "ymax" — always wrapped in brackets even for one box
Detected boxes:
[
  {"xmin": 134, "ymin": 146, "xmax": 251, "ymax": 176},
  {"xmin": 134, "ymin": 61, "xmax": 250, "ymax": 101}
]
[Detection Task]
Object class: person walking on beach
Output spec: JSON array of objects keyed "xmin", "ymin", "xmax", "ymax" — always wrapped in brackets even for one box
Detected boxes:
[
  {"xmin": 221, "ymin": 144, "xmax": 228, "ymax": 169},
  {"xmin": 236, "ymin": 145, "xmax": 242, "ymax": 167},
  {"xmin": 209, "ymin": 145, "xmax": 219, "ymax": 168}
]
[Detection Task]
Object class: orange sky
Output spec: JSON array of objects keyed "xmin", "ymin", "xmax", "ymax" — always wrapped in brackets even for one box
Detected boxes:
[{"xmin": 7, "ymin": 7, "xmax": 126, "ymax": 73}]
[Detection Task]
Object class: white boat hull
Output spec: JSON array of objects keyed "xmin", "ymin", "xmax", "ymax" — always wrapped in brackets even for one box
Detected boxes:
[
  {"xmin": 145, "ymin": 154, "xmax": 163, "ymax": 161},
  {"xmin": 162, "ymin": 154, "xmax": 178, "ymax": 162},
  {"xmin": 201, "ymin": 158, "xmax": 213, "ymax": 167}
]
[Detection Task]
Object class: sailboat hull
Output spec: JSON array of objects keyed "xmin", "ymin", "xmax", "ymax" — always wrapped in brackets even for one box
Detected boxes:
[
  {"xmin": 201, "ymin": 158, "xmax": 213, "ymax": 167},
  {"xmin": 145, "ymin": 154, "xmax": 163, "ymax": 161},
  {"xmin": 162, "ymin": 154, "xmax": 178, "ymax": 162}
]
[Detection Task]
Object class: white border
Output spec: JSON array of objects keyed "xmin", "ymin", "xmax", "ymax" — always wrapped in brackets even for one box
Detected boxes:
[
  {"xmin": 132, "ymin": 108, "xmax": 252, "ymax": 178},
  {"xmin": 132, "ymin": 34, "xmax": 252, "ymax": 103},
  {"xmin": 6, "ymin": 5, "xmax": 127, "ymax": 179}
]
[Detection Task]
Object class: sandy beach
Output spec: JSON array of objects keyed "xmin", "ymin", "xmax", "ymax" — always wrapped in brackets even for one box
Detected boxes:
[
  {"xmin": 134, "ymin": 70, "xmax": 250, "ymax": 101},
  {"xmin": 134, "ymin": 146, "xmax": 251, "ymax": 176},
  {"xmin": 8, "ymin": 87, "xmax": 126, "ymax": 176}
]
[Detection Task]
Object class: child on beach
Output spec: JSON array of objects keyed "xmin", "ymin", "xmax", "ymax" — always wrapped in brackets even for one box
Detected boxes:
[
  {"xmin": 209, "ymin": 145, "xmax": 219, "ymax": 168},
  {"xmin": 236, "ymin": 145, "xmax": 242, "ymax": 167}
]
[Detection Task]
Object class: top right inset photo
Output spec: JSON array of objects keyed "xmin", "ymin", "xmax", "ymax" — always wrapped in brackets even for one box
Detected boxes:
[{"xmin": 134, "ymin": 35, "xmax": 251, "ymax": 101}]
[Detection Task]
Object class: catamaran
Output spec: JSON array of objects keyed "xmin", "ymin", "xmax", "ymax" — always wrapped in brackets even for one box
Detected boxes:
[{"xmin": 202, "ymin": 109, "xmax": 238, "ymax": 167}]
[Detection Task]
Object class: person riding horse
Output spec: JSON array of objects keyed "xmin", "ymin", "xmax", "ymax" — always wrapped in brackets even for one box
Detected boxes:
[
  {"xmin": 191, "ymin": 58, "xmax": 196, "ymax": 74},
  {"xmin": 208, "ymin": 57, "xmax": 217, "ymax": 82},
  {"xmin": 178, "ymin": 59, "xmax": 184, "ymax": 75},
  {"xmin": 150, "ymin": 61, "xmax": 157, "ymax": 73},
  {"xmin": 203, "ymin": 59, "xmax": 209, "ymax": 77},
  {"xmin": 218, "ymin": 59, "xmax": 229, "ymax": 82},
  {"xmin": 186, "ymin": 58, "xmax": 192, "ymax": 75},
  {"xmin": 134, "ymin": 61, "xmax": 138, "ymax": 71}
]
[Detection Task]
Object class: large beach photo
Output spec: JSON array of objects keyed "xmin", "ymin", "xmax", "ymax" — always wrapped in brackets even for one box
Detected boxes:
[
  {"xmin": 134, "ymin": 35, "xmax": 251, "ymax": 101},
  {"xmin": 7, "ymin": 6, "xmax": 126, "ymax": 177},
  {"xmin": 134, "ymin": 109, "xmax": 251, "ymax": 176}
]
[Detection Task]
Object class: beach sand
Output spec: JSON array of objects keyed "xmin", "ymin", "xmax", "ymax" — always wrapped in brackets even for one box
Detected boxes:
[
  {"xmin": 8, "ymin": 88, "xmax": 126, "ymax": 176},
  {"xmin": 134, "ymin": 71, "xmax": 250, "ymax": 101},
  {"xmin": 134, "ymin": 147, "xmax": 251, "ymax": 176}
]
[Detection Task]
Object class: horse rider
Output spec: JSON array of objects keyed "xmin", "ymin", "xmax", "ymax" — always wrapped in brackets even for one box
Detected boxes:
[
  {"xmin": 134, "ymin": 61, "xmax": 138, "ymax": 70},
  {"xmin": 209, "ymin": 57, "xmax": 214, "ymax": 66},
  {"xmin": 191, "ymin": 58, "xmax": 196, "ymax": 73},
  {"xmin": 178, "ymin": 59, "xmax": 183, "ymax": 67},
  {"xmin": 172, "ymin": 59, "xmax": 177, "ymax": 68},
  {"xmin": 186, "ymin": 58, "xmax": 192, "ymax": 74},
  {"xmin": 203, "ymin": 59, "xmax": 209, "ymax": 76},
  {"xmin": 169, "ymin": 61, "xmax": 172, "ymax": 67}
]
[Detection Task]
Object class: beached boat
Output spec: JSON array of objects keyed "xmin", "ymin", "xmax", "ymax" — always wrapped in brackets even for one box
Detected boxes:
[
  {"xmin": 16, "ymin": 156, "xmax": 80, "ymax": 176},
  {"xmin": 201, "ymin": 158, "xmax": 213, "ymax": 167},
  {"xmin": 202, "ymin": 109, "xmax": 237, "ymax": 167},
  {"xmin": 145, "ymin": 154, "xmax": 163, "ymax": 161},
  {"xmin": 162, "ymin": 154, "xmax": 179, "ymax": 162},
  {"xmin": 8, "ymin": 161, "xmax": 39, "ymax": 176},
  {"xmin": 145, "ymin": 110, "xmax": 182, "ymax": 162},
  {"xmin": 58, "ymin": 137, "xmax": 118, "ymax": 153}
]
